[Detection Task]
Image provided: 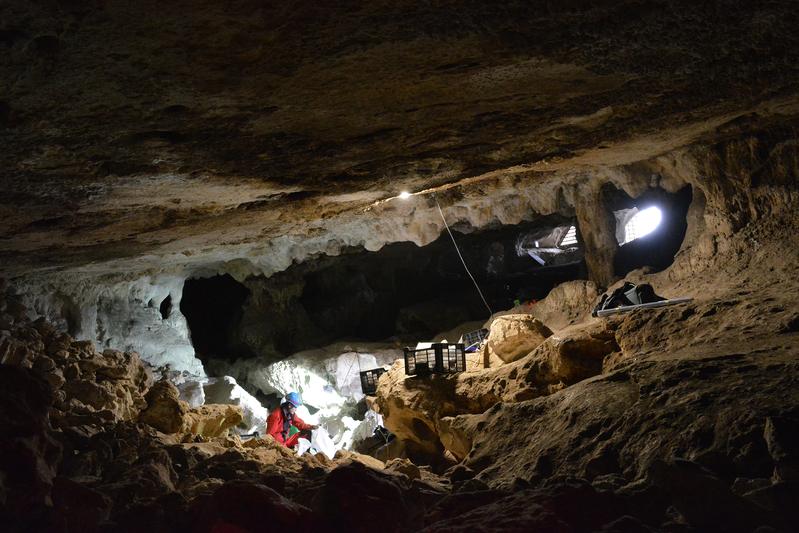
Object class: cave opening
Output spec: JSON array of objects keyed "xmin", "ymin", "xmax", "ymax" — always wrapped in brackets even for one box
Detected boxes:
[
  {"xmin": 159, "ymin": 295, "xmax": 172, "ymax": 320},
  {"xmin": 302, "ymin": 217, "xmax": 587, "ymax": 344},
  {"xmin": 607, "ymin": 184, "xmax": 693, "ymax": 277},
  {"xmin": 180, "ymin": 274, "xmax": 251, "ymax": 361}
]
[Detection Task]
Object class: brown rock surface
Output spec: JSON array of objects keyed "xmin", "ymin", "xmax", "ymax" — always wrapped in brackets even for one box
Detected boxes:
[
  {"xmin": 526, "ymin": 280, "xmax": 601, "ymax": 330},
  {"xmin": 484, "ymin": 314, "xmax": 553, "ymax": 364},
  {"xmin": 139, "ymin": 380, "xmax": 189, "ymax": 434},
  {"xmin": 183, "ymin": 404, "xmax": 244, "ymax": 438},
  {"xmin": 378, "ymin": 317, "xmax": 619, "ymax": 460},
  {"xmin": 1, "ymin": 2, "xmax": 799, "ymax": 531},
  {"xmin": 1, "ymin": 2, "xmax": 798, "ymax": 278}
]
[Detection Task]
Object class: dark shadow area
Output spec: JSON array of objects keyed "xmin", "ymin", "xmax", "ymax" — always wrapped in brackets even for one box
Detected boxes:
[
  {"xmin": 609, "ymin": 185, "xmax": 692, "ymax": 277},
  {"xmin": 180, "ymin": 274, "xmax": 251, "ymax": 361},
  {"xmin": 219, "ymin": 216, "xmax": 587, "ymax": 361},
  {"xmin": 299, "ymin": 232, "xmax": 583, "ymax": 343},
  {"xmin": 159, "ymin": 295, "xmax": 172, "ymax": 320}
]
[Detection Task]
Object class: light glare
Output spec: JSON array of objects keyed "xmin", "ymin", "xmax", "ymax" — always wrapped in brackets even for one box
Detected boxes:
[
  {"xmin": 399, "ymin": 191, "xmax": 411, "ymax": 199},
  {"xmin": 625, "ymin": 206, "xmax": 662, "ymax": 243}
]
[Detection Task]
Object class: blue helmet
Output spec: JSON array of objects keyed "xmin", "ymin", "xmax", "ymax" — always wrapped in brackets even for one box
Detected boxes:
[{"xmin": 286, "ymin": 391, "xmax": 302, "ymax": 407}]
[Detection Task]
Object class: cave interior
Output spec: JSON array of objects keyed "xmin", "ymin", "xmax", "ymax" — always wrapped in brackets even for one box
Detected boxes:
[{"xmin": 1, "ymin": 1, "xmax": 799, "ymax": 531}]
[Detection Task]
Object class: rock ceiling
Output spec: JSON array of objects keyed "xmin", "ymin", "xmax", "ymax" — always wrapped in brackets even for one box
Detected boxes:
[{"xmin": 2, "ymin": 0, "xmax": 798, "ymax": 278}]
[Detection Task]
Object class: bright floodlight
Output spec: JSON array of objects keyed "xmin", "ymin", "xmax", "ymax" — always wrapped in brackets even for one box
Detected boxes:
[
  {"xmin": 398, "ymin": 191, "xmax": 412, "ymax": 199},
  {"xmin": 625, "ymin": 206, "xmax": 662, "ymax": 243}
]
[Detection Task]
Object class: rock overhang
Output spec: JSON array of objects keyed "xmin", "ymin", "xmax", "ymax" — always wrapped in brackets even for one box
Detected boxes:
[{"xmin": 1, "ymin": 0, "xmax": 799, "ymax": 280}]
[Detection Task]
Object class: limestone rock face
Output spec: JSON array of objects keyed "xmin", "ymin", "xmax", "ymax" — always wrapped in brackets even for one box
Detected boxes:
[
  {"xmin": 377, "ymin": 316, "xmax": 619, "ymax": 459},
  {"xmin": 139, "ymin": 380, "xmax": 189, "ymax": 434},
  {"xmin": 0, "ymin": 302, "xmax": 152, "ymax": 430},
  {"xmin": 485, "ymin": 314, "xmax": 553, "ymax": 364},
  {"xmin": 183, "ymin": 404, "xmax": 244, "ymax": 438},
  {"xmin": 13, "ymin": 276, "xmax": 204, "ymax": 376},
  {"xmin": 202, "ymin": 376, "xmax": 268, "ymax": 434},
  {"xmin": 526, "ymin": 280, "xmax": 600, "ymax": 331},
  {"xmin": 2, "ymin": 2, "xmax": 799, "ymax": 530}
]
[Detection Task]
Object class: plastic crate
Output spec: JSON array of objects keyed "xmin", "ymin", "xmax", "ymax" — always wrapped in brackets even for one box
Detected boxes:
[
  {"xmin": 461, "ymin": 328, "xmax": 489, "ymax": 351},
  {"xmin": 359, "ymin": 368, "xmax": 387, "ymax": 395},
  {"xmin": 403, "ymin": 343, "xmax": 466, "ymax": 376}
]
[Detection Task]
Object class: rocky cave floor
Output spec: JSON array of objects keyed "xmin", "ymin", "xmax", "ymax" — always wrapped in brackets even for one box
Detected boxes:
[{"xmin": 2, "ymin": 206, "xmax": 799, "ymax": 533}]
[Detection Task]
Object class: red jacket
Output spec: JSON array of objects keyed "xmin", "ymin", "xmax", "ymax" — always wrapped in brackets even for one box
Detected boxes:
[{"xmin": 266, "ymin": 405, "xmax": 313, "ymax": 448}]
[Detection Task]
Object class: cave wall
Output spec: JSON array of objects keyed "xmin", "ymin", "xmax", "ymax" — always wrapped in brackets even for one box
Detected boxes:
[
  {"xmin": 647, "ymin": 123, "xmax": 799, "ymax": 285},
  {"xmin": 13, "ymin": 274, "xmax": 203, "ymax": 376},
  {"xmin": 10, "ymin": 118, "xmax": 799, "ymax": 373}
]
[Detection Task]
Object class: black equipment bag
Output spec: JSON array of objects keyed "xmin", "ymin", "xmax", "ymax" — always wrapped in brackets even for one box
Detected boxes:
[{"xmin": 592, "ymin": 282, "xmax": 665, "ymax": 317}]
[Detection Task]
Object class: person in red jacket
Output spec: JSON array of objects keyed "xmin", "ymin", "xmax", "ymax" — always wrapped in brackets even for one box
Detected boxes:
[{"xmin": 265, "ymin": 391, "xmax": 318, "ymax": 448}]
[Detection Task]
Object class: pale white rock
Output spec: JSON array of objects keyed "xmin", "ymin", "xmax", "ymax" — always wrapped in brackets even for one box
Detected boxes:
[
  {"xmin": 209, "ymin": 342, "xmax": 400, "ymax": 450},
  {"xmin": 203, "ymin": 376, "xmax": 268, "ymax": 434},
  {"xmin": 213, "ymin": 341, "xmax": 401, "ymax": 411},
  {"xmin": 177, "ymin": 380, "xmax": 206, "ymax": 408},
  {"xmin": 350, "ymin": 409, "xmax": 384, "ymax": 446},
  {"xmin": 326, "ymin": 351, "xmax": 381, "ymax": 401},
  {"xmin": 14, "ymin": 274, "xmax": 205, "ymax": 376}
]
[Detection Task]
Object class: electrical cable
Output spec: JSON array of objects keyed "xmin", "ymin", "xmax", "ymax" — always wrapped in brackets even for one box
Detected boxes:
[{"xmin": 433, "ymin": 193, "xmax": 494, "ymax": 320}]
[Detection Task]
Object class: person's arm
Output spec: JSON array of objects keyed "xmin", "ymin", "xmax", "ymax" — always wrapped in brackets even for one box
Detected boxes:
[
  {"xmin": 292, "ymin": 414, "xmax": 318, "ymax": 432},
  {"xmin": 284, "ymin": 431, "xmax": 302, "ymax": 448}
]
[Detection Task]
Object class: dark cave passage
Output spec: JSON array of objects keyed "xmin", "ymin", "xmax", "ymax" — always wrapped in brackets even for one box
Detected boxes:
[
  {"xmin": 187, "ymin": 218, "xmax": 588, "ymax": 362},
  {"xmin": 180, "ymin": 274, "xmax": 250, "ymax": 361}
]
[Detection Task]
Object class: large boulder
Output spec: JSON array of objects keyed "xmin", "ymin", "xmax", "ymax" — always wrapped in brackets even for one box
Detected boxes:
[
  {"xmin": 312, "ymin": 461, "xmax": 411, "ymax": 532},
  {"xmin": 183, "ymin": 404, "xmax": 244, "ymax": 438},
  {"xmin": 527, "ymin": 280, "xmax": 600, "ymax": 331},
  {"xmin": 139, "ymin": 381, "xmax": 246, "ymax": 438},
  {"xmin": 139, "ymin": 380, "xmax": 189, "ymax": 434},
  {"xmin": 485, "ymin": 314, "xmax": 553, "ymax": 364},
  {"xmin": 521, "ymin": 320, "xmax": 619, "ymax": 389}
]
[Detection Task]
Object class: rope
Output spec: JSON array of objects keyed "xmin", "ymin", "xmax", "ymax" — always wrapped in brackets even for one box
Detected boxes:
[{"xmin": 434, "ymin": 194, "xmax": 493, "ymax": 320}]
